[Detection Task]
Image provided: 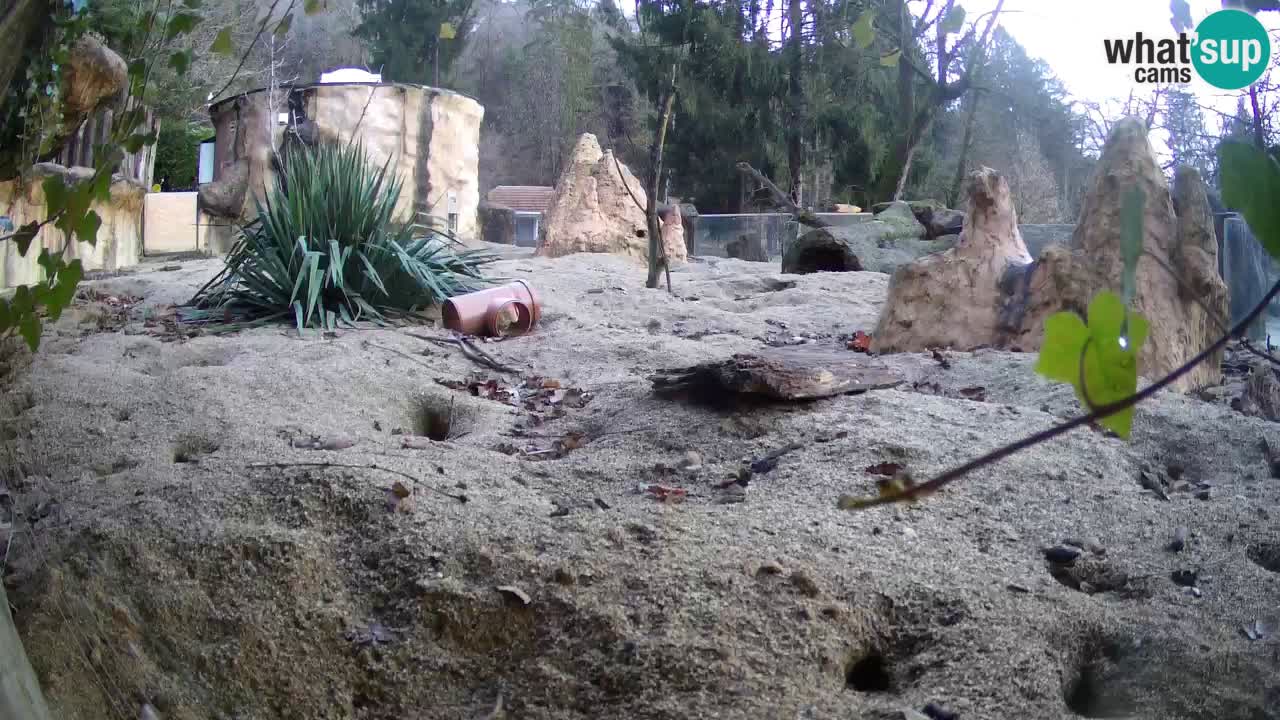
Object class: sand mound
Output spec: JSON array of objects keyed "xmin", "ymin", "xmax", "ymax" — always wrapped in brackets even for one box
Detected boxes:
[{"xmin": 1, "ymin": 250, "xmax": 1277, "ymax": 719}]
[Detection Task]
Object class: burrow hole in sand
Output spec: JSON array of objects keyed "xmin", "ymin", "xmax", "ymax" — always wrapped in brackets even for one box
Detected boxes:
[
  {"xmin": 844, "ymin": 650, "xmax": 893, "ymax": 693},
  {"xmin": 1246, "ymin": 541, "xmax": 1280, "ymax": 574}
]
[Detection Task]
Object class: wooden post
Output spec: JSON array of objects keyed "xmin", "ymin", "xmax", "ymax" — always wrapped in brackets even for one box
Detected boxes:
[{"xmin": 0, "ymin": 583, "xmax": 52, "ymax": 720}]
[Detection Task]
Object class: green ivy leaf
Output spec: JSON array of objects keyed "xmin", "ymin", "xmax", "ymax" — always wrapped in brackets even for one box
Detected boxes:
[
  {"xmin": 852, "ymin": 9, "xmax": 876, "ymax": 50},
  {"xmin": 45, "ymin": 258, "xmax": 83, "ymax": 322},
  {"xmin": 1120, "ymin": 185, "xmax": 1144, "ymax": 309},
  {"xmin": 940, "ymin": 6, "xmax": 966, "ymax": 35},
  {"xmin": 75, "ymin": 209, "xmax": 101, "ymax": 246},
  {"xmin": 42, "ymin": 174, "xmax": 68, "ymax": 216},
  {"xmin": 166, "ymin": 11, "xmax": 202, "ymax": 39},
  {"xmin": 1220, "ymin": 140, "xmax": 1280, "ymax": 260},
  {"xmin": 18, "ymin": 313, "xmax": 41, "ymax": 352},
  {"xmin": 210, "ymin": 27, "xmax": 234, "ymax": 55},
  {"xmin": 168, "ymin": 50, "xmax": 191, "ymax": 76},
  {"xmin": 12, "ymin": 222, "xmax": 40, "ymax": 256},
  {"xmin": 274, "ymin": 13, "xmax": 294, "ymax": 37},
  {"xmin": 304, "ymin": 0, "xmax": 325, "ymax": 14},
  {"xmin": 880, "ymin": 49, "xmax": 901, "ymax": 67},
  {"xmin": 1035, "ymin": 291, "xmax": 1148, "ymax": 439}
]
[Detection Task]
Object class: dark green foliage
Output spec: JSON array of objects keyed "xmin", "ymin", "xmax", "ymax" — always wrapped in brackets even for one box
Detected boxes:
[
  {"xmin": 153, "ymin": 122, "xmax": 211, "ymax": 191},
  {"xmin": 188, "ymin": 142, "xmax": 496, "ymax": 332},
  {"xmin": 354, "ymin": 0, "xmax": 476, "ymax": 84}
]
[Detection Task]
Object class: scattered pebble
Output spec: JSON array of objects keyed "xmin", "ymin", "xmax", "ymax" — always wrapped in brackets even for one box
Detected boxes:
[
  {"xmin": 1167, "ymin": 526, "xmax": 1189, "ymax": 553},
  {"xmin": 1242, "ymin": 619, "xmax": 1269, "ymax": 641},
  {"xmin": 923, "ymin": 702, "xmax": 959, "ymax": 720},
  {"xmin": 1043, "ymin": 545, "xmax": 1082, "ymax": 564},
  {"xmin": 680, "ymin": 450, "xmax": 703, "ymax": 472},
  {"xmin": 1005, "ymin": 582, "xmax": 1031, "ymax": 594},
  {"xmin": 1189, "ymin": 587, "xmax": 1202, "ymax": 598},
  {"xmin": 140, "ymin": 703, "xmax": 161, "ymax": 720},
  {"xmin": 902, "ymin": 527, "xmax": 918, "ymax": 541}
]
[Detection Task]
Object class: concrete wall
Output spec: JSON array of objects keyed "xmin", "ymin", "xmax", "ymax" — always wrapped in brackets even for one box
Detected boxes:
[
  {"xmin": 0, "ymin": 166, "xmax": 144, "ymax": 289},
  {"xmin": 143, "ymin": 192, "xmax": 200, "ymax": 254},
  {"xmin": 206, "ymin": 83, "xmax": 485, "ymax": 245}
]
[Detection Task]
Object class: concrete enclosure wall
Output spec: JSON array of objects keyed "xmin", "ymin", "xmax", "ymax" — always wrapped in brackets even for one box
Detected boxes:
[
  {"xmin": 206, "ymin": 83, "xmax": 484, "ymax": 244},
  {"xmin": 143, "ymin": 192, "xmax": 199, "ymax": 254},
  {"xmin": 1, "ymin": 166, "xmax": 144, "ymax": 289}
]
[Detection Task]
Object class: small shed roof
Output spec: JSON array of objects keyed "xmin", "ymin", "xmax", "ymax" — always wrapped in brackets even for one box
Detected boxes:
[{"xmin": 487, "ymin": 186, "xmax": 555, "ymax": 214}]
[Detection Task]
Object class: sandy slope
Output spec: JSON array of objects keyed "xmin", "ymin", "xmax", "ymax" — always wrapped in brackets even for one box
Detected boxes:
[{"xmin": 1, "ymin": 249, "xmax": 1278, "ymax": 720}]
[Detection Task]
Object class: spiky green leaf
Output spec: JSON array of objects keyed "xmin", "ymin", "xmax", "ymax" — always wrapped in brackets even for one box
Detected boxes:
[{"xmin": 210, "ymin": 27, "xmax": 234, "ymax": 55}]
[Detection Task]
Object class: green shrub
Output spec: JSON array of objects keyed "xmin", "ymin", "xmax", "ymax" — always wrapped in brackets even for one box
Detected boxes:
[
  {"xmin": 153, "ymin": 122, "xmax": 211, "ymax": 191},
  {"xmin": 188, "ymin": 142, "xmax": 496, "ymax": 332}
]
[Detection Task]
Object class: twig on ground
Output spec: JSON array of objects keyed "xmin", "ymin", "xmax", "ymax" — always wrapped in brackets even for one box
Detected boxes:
[
  {"xmin": 247, "ymin": 461, "xmax": 469, "ymax": 503},
  {"xmin": 363, "ymin": 340, "xmax": 435, "ymax": 371},
  {"xmin": 404, "ymin": 332, "xmax": 521, "ymax": 374}
]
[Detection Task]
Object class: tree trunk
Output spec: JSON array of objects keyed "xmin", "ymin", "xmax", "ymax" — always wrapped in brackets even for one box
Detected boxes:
[
  {"xmin": 948, "ymin": 88, "xmax": 982, "ymax": 207},
  {"xmin": 890, "ymin": 105, "xmax": 937, "ymax": 201},
  {"xmin": 1249, "ymin": 82, "xmax": 1267, "ymax": 149},
  {"xmin": 1, "ymin": 582, "xmax": 53, "ymax": 720},
  {"xmin": 785, "ymin": 0, "xmax": 805, "ymax": 206},
  {"xmin": 646, "ymin": 83, "xmax": 676, "ymax": 289},
  {"xmin": 0, "ymin": 0, "xmax": 55, "ymax": 180}
]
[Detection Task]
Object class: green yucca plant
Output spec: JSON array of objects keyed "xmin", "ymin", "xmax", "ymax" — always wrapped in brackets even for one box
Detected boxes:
[{"xmin": 188, "ymin": 141, "xmax": 496, "ymax": 332}]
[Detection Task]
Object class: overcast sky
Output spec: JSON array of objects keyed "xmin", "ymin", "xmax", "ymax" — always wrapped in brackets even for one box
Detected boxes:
[{"xmin": 963, "ymin": 0, "xmax": 1280, "ymax": 119}]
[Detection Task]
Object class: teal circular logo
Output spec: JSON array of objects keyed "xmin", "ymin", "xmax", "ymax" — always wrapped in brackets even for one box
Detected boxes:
[{"xmin": 1192, "ymin": 9, "xmax": 1272, "ymax": 90}]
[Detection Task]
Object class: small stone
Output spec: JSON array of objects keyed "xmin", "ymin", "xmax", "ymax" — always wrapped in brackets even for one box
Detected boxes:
[
  {"xmin": 1006, "ymin": 583, "xmax": 1031, "ymax": 594},
  {"xmin": 1190, "ymin": 586, "xmax": 1202, "ymax": 598},
  {"xmin": 1079, "ymin": 581, "xmax": 1096, "ymax": 594},
  {"xmin": 1043, "ymin": 545, "xmax": 1082, "ymax": 564},
  {"xmin": 790, "ymin": 570, "xmax": 821, "ymax": 598},
  {"xmin": 680, "ymin": 450, "xmax": 703, "ymax": 471},
  {"xmin": 1195, "ymin": 488, "xmax": 1212, "ymax": 500},
  {"xmin": 320, "ymin": 433, "xmax": 356, "ymax": 450},
  {"xmin": 922, "ymin": 702, "xmax": 960, "ymax": 720},
  {"xmin": 140, "ymin": 704, "xmax": 162, "ymax": 720},
  {"xmin": 1167, "ymin": 526, "xmax": 1189, "ymax": 552},
  {"xmin": 902, "ymin": 527, "xmax": 918, "ymax": 540},
  {"xmin": 757, "ymin": 560, "xmax": 786, "ymax": 576}
]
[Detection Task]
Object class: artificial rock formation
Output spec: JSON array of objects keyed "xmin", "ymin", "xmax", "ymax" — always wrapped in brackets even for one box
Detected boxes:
[
  {"xmin": 873, "ymin": 117, "xmax": 1229, "ymax": 393},
  {"xmin": 872, "ymin": 168, "xmax": 1030, "ymax": 353},
  {"xmin": 537, "ymin": 134, "xmax": 687, "ymax": 265}
]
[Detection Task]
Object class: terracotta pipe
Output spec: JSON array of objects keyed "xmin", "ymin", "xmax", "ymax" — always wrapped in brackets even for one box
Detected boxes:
[{"xmin": 442, "ymin": 280, "xmax": 541, "ymax": 337}]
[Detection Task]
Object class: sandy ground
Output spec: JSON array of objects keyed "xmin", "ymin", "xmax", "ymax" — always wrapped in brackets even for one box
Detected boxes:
[{"xmin": 1, "ymin": 247, "xmax": 1279, "ymax": 720}]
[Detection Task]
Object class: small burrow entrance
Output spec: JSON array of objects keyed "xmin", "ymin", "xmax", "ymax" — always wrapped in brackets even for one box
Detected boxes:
[
  {"xmin": 1064, "ymin": 640, "xmax": 1133, "ymax": 718},
  {"xmin": 411, "ymin": 393, "xmax": 471, "ymax": 441},
  {"xmin": 1246, "ymin": 541, "xmax": 1280, "ymax": 573},
  {"xmin": 844, "ymin": 650, "xmax": 893, "ymax": 693},
  {"xmin": 790, "ymin": 244, "xmax": 862, "ymax": 274}
]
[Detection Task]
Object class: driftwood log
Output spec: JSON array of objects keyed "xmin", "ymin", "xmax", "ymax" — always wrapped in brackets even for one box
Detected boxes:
[{"xmin": 651, "ymin": 345, "xmax": 905, "ymax": 400}]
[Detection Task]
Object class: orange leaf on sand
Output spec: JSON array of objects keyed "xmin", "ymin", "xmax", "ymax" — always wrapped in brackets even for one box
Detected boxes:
[{"xmin": 848, "ymin": 331, "xmax": 872, "ymax": 353}]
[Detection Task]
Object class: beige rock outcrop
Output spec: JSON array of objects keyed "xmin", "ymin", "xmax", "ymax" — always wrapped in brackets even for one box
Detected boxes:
[
  {"xmin": 872, "ymin": 168, "xmax": 1030, "ymax": 353},
  {"xmin": 872, "ymin": 117, "xmax": 1229, "ymax": 393},
  {"xmin": 537, "ymin": 134, "xmax": 687, "ymax": 264}
]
